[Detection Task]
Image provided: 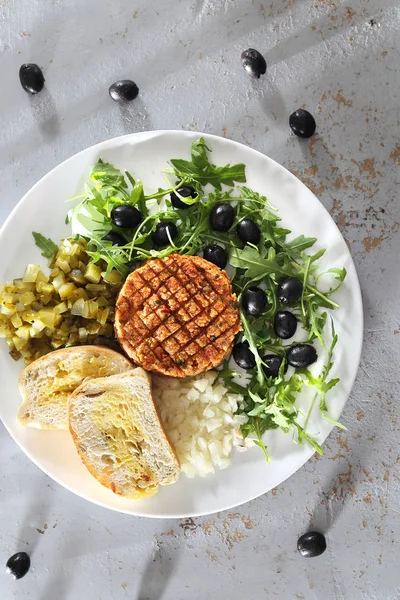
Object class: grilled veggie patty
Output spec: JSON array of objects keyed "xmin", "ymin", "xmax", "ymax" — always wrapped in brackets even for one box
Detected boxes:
[{"xmin": 115, "ymin": 254, "xmax": 241, "ymax": 377}]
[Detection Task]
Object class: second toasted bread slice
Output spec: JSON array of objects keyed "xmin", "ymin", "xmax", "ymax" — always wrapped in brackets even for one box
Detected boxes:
[{"xmin": 68, "ymin": 369, "xmax": 180, "ymax": 499}]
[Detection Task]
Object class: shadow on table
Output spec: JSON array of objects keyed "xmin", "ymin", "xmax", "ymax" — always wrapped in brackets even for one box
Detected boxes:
[
  {"xmin": 37, "ymin": 525, "xmax": 89, "ymax": 600},
  {"xmin": 137, "ymin": 540, "xmax": 182, "ymax": 600},
  {"xmin": 29, "ymin": 89, "xmax": 60, "ymax": 143},
  {"xmin": 16, "ymin": 473, "xmax": 52, "ymax": 555}
]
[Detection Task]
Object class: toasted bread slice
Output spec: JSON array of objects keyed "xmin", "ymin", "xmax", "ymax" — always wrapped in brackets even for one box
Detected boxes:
[
  {"xmin": 68, "ymin": 369, "xmax": 180, "ymax": 499},
  {"xmin": 18, "ymin": 346, "xmax": 133, "ymax": 430}
]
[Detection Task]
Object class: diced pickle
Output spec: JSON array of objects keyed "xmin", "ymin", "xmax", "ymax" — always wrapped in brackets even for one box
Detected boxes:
[
  {"xmin": 84, "ymin": 264, "xmax": 102, "ymax": 284},
  {"xmin": 70, "ymin": 269, "xmax": 86, "ymax": 285},
  {"xmin": 0, "ymin": 237, "xmax": 124, "ymax": 363},
  {"xmin": 59, "ymin": 282, "xmax": 77, "ymax": 300},
  {"xmin": 23, "ymin": 264, "xmax": 41, "ymax": 283},
  {"xmin": 21, "ymin": 292, "xmax": 36, "ymax": 306},
  {"xmin": 103, "ymin": 270, "xmax": 123, "ymax": 285}
]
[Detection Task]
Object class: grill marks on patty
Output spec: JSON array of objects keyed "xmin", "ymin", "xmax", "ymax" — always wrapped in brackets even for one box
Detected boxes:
[{"xmin": 115, "ymin": 254, "xmax": 241, "ymax": 377}]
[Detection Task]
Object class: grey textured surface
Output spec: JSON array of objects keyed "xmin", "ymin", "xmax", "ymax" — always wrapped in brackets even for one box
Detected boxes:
[{"xmin": 0, "ymin": 0, "xmax": 399, "ymax": 598}]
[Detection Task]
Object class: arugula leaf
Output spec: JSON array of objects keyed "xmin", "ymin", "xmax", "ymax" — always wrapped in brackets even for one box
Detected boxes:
[
  {"xmin": 191, "ymin": 137, "xmax": 211, "ymax": 169},
  {"xmin": 315, "ymin": 267, "xmax": 347, "ymax": 295},
  {"xmin": 32, "ymin": 232, "xmax": 58, "ymax": 258},
  {"xmin": 170, "ymin": 138, "xmax": 246, "ymax": 190},
  {"xmin": 295, "ymin": 424, "xmax": 324, "ymax": 455},
  {"xmin": 90, "ymin": 159, "xmax": 127, "ymax": 189},
  {"xmin": 229, "ymin": 246, "xmax": 292, "ymax": 280},
  {"xmin": 218, "ymin": 360, "xmax": 248, "ymax": 395},
  {"xmin": 282, "ymin": 234, "xmax": 317, "ymax": 260},
  {"xmin": 302, "ymin": 320, "xmax": 344, "ymax": 432}
]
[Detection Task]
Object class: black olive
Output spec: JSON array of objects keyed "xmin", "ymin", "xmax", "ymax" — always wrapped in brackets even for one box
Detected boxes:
[
  {"xmin": 289, "ymin": 109, "xmax": 316, "ymax": 139},
  {"xmin": 6, "ymin": 552, "xmax": 30, "ymax": 580},
  {"xmin": 109, "ymin": 80, "xmax": 139, "ymax": 102},
  {"xmin": 102, "ymin": 231, "xmax": 127, "ymax": 246},
  {"xmin": 151, "ymin": 222, "xmax": 178, "ymax": 246},
  {"xmin": 210, "ymin": 203, "xmax": 235, "ymax": 232},
  {"xmin": 242, "ymin": 286, "xmax": 267, "ymax": 316},
  {"xmin": 127, "ymin": 260, "xmax": 141, "ymax": 272},
  {"xmin": 274, "ymin": 311, "xmax": 297, "ymax": 339},
  {"xmin": 261, "ymin": 354, "xmax": 288, "ymax": 378},
  {"xmin": 277, "ymin": 277, "xmax": 303, "ymax": 304},
  {"xmin": 19, "ymin": 64, "xmax": 45, "ymax": 94},
  {"xmin": 241, "ymin": 49, "xmax": 267, "ymax": 78},
  {"xmin": 297, "ymin": 532, "xmax": 326, "ymax": 558},
  {"xmin": 232, "ymin": 341, "xmax": 256, "ymax": 370},
  {"xmin": 170, "ymin": 185, "xmax": 197, "ymax": 209},
  {"xmin": 203, "ymin": 245, "xmax": 228, "ymax": 269},
  {"xmin": 111, "ymin": 205, "xmax": 142, "ymax": 228},
  {"xmin": 286, "ymin": 344, "xmax": 317, "ymax": 368},
  {"xmin": 236, "ymin": 218, "xmax": 261, "ymax": 245}
]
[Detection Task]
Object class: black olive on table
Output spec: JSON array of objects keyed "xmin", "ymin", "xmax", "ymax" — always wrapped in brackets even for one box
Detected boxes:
[
  {"xmin": 171, "ymin": 185, "xmax": 197, "ymax": 209},
  {"xmin": 236, "ymin": 218, "xmax": 261, "ymax": 245},
  {"xmin": 210, "ymin": 203, "xmax": 235, "ymax": 232},
  {"xmin": 19, "ymin": 64, "xmax": 45, "ymax": 94},
  {"xmin": 151, "ymin": 222, "xmax": 178, "ymax": 246},
  {"xmin": 109, "ymin": 80, "xmax": 139, "ymax": 102},
  {"xmin": 111, "ymin": 205, "xmax": 142, "ymax": 228},
  {"xmin": 241, "ymin": 49, "xmax": 267, "ymax": 78},
  {"xmin": 277, "ymin": 277, "xmax": 303, "ymax": 304},
  {"xmin": 286, "ymin": 344, "xmax": 317, "ymax": 368},
  {"xmin": 289, "ymin": 109, "xmax": 316, "ymax": 139},
  {"xmin": 6, "ymin": 552, "xmax": 31, "ymax": 579},
  {"xmin": 297, "ymin": 531, "xmax": 327, "ymax": 558},
  {"xmin": 274, "ymin": 311, "xmax": 298, "ymax": 339},
  {"xmin": 261, "ymin": 354, "xmax": 288, "ymax": 378},
  {"xmin": 242, "ymin": 286, "xmax": 267, "ymax": 316},
  {"xmin": 203, "ymin": 245, "xmax": 228, "ymax": 269},
  {"xmin": 102, "ymin": 231, "xmax": 127, "ymax": 246},
  {"xmin": 232, "ymin": 341, "xmax": 256, "ymax": 370}
]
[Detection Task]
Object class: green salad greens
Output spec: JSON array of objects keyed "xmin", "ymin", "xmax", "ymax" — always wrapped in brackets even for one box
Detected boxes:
[{"xmin": 36, "ymin": 138, "xmax": 346, "ymax": 460}]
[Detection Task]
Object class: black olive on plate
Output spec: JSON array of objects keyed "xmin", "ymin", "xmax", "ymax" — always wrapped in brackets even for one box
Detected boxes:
[
  {"xmin": 210, "ymin": 203, "xmax": 235, "ymax": 232},
  {"xmin": 109, "ymin": 80, "xmax": 139, "ymax": 102},
  {"xmin": 242, "ymin": 286, "xmax": 267, "ymax": 316},
  {"xmin": 297, "ymin": 532, "xmax": 327, "ymax": 558},
  {"xmin": 203, "ymin": 245, "xmax": 228, "ymax": 269},
  {"xmin": 171, "ymin": 185, "xmax": 197, "ymax": 209},
  {"xmin": 102, "ymin": 231, "xmax": 127, "ymax": 246},
  {"xmin": 127, "ymin": 260, "xmax": 141, "ymax": 273},
  {"xmin": 241, "ymin": 49, "xmax": 267, "ymax": 78},
  {"xmin": 111, "ymin": 205, "xmax": 142, "ymax": 228},
  {"xmin": 19, "ymin": 64, "xmax": 45, "ymax": 94},
  {"xmin": 286, "ymin": 344, "xmax": 317, "ymax": 368},
  {"xmin": 6, "ymin": 552, "xmax": 30, "ymax": 580},
  {"xmin": 151, "ymin": 222, "xmax": 178, "ymax": 246},
  {"xmin": 261, "ymin": 354, "xmax": 288, "ymax": 378},
  {"xmin": 236, "ymin": 218, "xmax": 260, "ymax": 245},
  {"xmin": 232, "ymin": 341, "xmax": 256, "ymax": 370},
  {"xmin": 289, "ymin": 109, "xmax": 316, "ymax": 139},
  {"xmin": 274, "ymin": 311, "xmax": 297, "ymax": 339},
  {"xmin": 277, "ymin": 277, "xmax": 303, "ymax": 304}
]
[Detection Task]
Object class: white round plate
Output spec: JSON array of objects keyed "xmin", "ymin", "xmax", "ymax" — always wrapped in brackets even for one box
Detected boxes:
[{"xmin": 0, "ymin": 131, "xmax": 363, "ymax": 518}]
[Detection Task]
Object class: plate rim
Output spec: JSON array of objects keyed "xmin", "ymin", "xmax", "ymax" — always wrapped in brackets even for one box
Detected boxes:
[{"xmin": 0, "ymin": 129, "xmax": 363, "ymax": 518}]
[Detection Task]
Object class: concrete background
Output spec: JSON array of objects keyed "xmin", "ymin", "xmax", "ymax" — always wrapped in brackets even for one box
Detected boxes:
[{"xmin": 0, "ymin": 0, "xmax": 399, "ymax": 598}]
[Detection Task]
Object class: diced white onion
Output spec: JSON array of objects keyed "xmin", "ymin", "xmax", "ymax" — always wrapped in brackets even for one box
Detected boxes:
[{"xmin": 152, "ymin": 371, "xmax": 248, "ymax": 477}]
